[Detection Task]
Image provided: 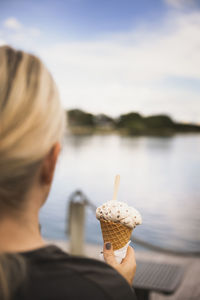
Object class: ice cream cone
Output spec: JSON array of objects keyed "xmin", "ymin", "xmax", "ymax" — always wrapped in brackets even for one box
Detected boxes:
[{"xmin": 100, "ymin": 218, "xmax": 133, "ymax": 251}]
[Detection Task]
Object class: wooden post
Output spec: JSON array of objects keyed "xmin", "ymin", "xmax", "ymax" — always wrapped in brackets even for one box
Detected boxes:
[{"xmin": 68, "ymin": 200, "xmax": 85, "ymax": 256}]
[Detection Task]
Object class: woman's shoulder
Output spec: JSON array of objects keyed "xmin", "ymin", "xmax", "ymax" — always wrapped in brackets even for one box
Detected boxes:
[
  {"xmin": 18, "ymin": 244, "xmax": 136, "ymax": 300},
  {"xmin": 20, "ymin": 244, "xmax": 112, "ymax": 271}
]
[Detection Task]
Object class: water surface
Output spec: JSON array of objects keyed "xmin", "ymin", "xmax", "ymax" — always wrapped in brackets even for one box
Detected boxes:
[{"xmin": 40, "ymin": 134, "xmax": 200, "ymax": 252}]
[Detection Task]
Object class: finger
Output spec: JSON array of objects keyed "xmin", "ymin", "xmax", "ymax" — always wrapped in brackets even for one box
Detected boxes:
[
  {"xmin": 103, "ymin": 243, "xmax": 118, "ymax": 267},
  {"xmin": 121, "ymin": 246, "xmax": 136, "ymax": 265}
]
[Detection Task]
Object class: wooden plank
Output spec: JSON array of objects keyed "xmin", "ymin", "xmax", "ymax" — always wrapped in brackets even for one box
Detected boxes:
[{"xmin": 135, "ymin": 252, "xmax": 200, "ymax": 300}]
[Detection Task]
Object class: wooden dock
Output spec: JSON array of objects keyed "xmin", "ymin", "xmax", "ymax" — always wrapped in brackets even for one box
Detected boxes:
[{"xmin": 46, "ymin": 240, "xmax": 200, "ymax": 300}]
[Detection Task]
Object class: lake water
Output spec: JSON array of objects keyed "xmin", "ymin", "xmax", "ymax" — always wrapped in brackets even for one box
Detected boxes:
[{"xmin": 40, "ymin": 134, "xmax": 200, "ymax": 253}]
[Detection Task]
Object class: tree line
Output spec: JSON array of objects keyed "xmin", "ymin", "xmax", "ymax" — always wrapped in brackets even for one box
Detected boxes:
[{"xmin": 66, "ymin": 109, "xmax": 200, "ymax": 136}]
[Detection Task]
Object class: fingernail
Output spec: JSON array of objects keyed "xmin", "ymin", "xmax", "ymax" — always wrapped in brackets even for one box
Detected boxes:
[{"xmin": 105, "ymin": 242, "xmax": 111, "ymax": 250}]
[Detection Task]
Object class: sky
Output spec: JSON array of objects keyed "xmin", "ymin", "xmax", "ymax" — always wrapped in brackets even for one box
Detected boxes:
[{"xmin": 0, "ymin": 0, "xmax": 200, "ymax": 123}]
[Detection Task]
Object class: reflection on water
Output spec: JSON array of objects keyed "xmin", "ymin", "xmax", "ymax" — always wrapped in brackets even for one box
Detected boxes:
[{"xmin": 40, "ymin": 134, "xmax": 200, "ymax": 252}]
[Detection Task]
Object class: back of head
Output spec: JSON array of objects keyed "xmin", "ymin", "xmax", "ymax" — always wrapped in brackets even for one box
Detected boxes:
[
  {"xmin": 0, "ymin": 45, "xmax": 66, "ymax": 299},
  {"xmin": 0, "ymin": 45, "xmax": 66, "ymax": 211}
]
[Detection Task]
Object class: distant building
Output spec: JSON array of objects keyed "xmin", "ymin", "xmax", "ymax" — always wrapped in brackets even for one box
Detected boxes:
[{"xmin": 93, "ymin": 114, "xmax": 115, "ymax": 129}]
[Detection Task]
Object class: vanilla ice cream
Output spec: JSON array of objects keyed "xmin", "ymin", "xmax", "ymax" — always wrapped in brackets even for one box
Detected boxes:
[{"xmin": 96, "ymin": 200, "xmax": 142, "ymax": 229}]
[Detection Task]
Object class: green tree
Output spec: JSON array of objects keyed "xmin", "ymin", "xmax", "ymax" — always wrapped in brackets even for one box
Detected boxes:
[{"xmin": 67, "ymin": 109, "xmax": 95, "ymax": 127}]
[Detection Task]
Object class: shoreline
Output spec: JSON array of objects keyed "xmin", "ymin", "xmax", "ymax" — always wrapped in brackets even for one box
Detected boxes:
[{"xmin": 68, "ymin": 126, "xmax": 200, "ymax": 137}]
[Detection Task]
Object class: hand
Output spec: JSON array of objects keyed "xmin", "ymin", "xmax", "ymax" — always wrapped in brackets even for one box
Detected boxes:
[{"xmin": 103, "ymin": 243, "xmax": 136, "ymax": 286}]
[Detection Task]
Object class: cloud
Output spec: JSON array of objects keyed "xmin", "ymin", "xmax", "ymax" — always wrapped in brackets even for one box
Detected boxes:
[
  {"xmin": 165, "ymin": 0, "xmax": 196, "ymax": 8},
  {"xmin": 1, "ymin": 12, "xmax": 200, "ymax": 123},
  {"xmin": 0, "ymin": 39, "xmax": 6, "ymax": 46},
  {"xmin": 3, "ymin": 17, "xmax": 22, "ymax": 30},
  {"xmin": 1, "ymin": 17, "xmax": 41, "ymax": 49},
  {"xmin": 37, "ymin": 11, "xmax": 200, "ymax": 122}
]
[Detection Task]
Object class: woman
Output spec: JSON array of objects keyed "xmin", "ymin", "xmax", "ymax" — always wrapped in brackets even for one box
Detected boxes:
[{"xmin": 0, "ymin": 46, "xmax": 137, "ymax": 300}]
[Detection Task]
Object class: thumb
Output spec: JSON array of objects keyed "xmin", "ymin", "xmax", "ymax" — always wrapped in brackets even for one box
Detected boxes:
[{"xmin": 103, "ymin": 243, "xmax": 118, "ymax": 267}]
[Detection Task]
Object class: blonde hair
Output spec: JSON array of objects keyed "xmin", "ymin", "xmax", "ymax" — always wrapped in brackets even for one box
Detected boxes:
[
  {"xmin": 0, "ymin": 45, "xmax": 66, "ymax": 299},
  {"xmin": 0, "ymin": 45, "xmax": 66, "ymax": 210}
]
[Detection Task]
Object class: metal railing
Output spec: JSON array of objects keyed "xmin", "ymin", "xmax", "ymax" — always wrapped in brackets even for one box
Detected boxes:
[{"xmin": 67, "ymin": 190, "xmax": 200, "ymax": 257}]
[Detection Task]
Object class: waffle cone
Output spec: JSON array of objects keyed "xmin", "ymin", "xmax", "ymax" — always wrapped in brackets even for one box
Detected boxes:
[{"xmin": 100, "ymin": 218, "xmax": 133, "ymax": 251}]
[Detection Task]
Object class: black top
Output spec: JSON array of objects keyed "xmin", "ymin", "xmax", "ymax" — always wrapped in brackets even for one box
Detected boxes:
[{"xmin": 14, "ymin": 245, "xmax": 137, "ymax": 300}]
